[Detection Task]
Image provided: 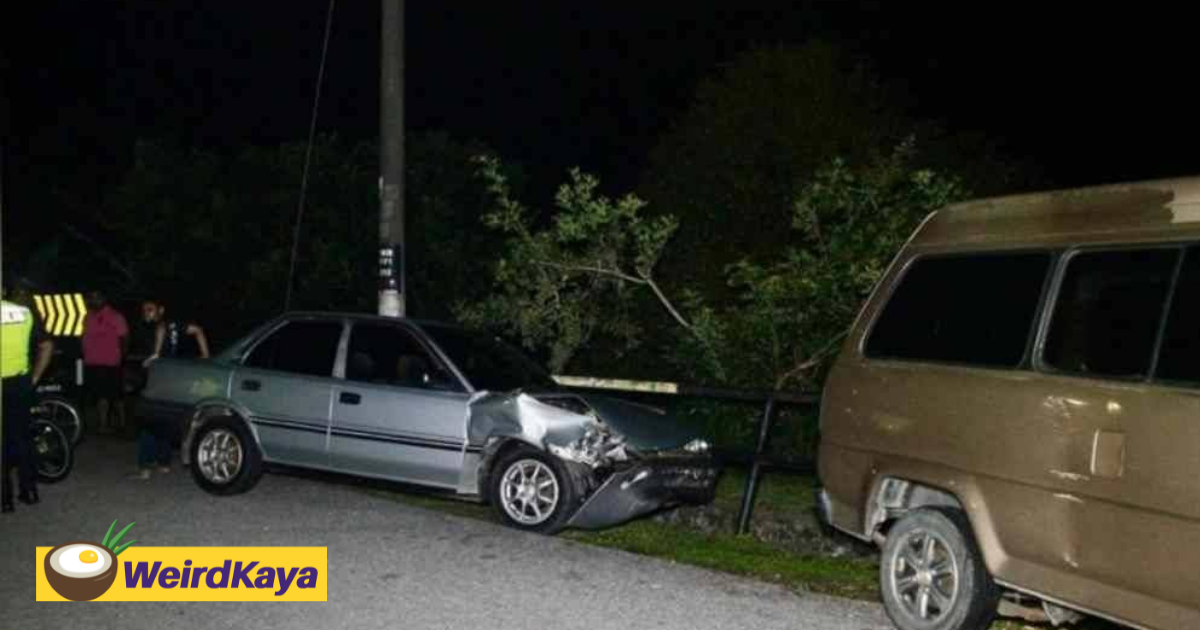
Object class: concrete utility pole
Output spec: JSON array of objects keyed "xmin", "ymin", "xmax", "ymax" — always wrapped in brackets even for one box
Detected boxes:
[{"xmin": 379, "ymin": 0, "xmax": 405, "ymax": 317}]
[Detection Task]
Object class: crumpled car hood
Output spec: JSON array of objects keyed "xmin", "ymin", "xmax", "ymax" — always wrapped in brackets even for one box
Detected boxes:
[
  {"xmin": 466, "ymin": 389, "xmax": 700, "ymax": 453},
  {"xmin": 574, "ymin": 394, "xmax": 696, "ymax": 452}
]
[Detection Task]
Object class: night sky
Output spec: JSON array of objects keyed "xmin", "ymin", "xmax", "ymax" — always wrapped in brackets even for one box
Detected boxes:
[{"xmin": 5, "ymin": 1, "xmax": 1200, "ymax": 233}]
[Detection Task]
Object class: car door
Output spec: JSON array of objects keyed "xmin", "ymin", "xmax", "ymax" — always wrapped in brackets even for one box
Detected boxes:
[
  {"xmin": 1035, "ymin": 245, "xmax": 1200, "ymax": 623},
  {"xmin": 328, "ymin": 320, "xmax": 470, "ymax": 488},
  {"xmin": 232, "ymin": 318, "xmax": 346, "ymax": 468}
]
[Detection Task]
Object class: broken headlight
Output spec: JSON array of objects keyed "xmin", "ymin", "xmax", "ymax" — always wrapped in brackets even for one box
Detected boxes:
[{"xmin": 548, "ymin": 423, "xmax": 629, "ymax": 468}]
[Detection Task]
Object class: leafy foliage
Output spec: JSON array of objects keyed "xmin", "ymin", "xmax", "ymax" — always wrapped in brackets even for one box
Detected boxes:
[
  {"xmin": 457, "ymin": 156, "xmax": 683, "ymax": 372},
  {"xmin": 100, "ymin": 133, "xmax": 503, "ymax": 341},
  {"xmin": 676, "ymin": 140, "xmax": 967, "ymax": 390},
  {"xmin": 464, "ymin": 141, "xmax": 965, "ymax": 396},
  {"xmin": 640, "ymin": 41, "xmax": 1040, "ymax": 321},
  {"xmin": 642, "ymin": 42, "xmax": 908, "ymax": 302},
  {"xmin": 102, "ymin": 136, "xmax": 372, "ymax": 334}
]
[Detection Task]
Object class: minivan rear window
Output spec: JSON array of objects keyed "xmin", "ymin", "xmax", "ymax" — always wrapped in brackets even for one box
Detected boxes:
[
  {"xmin": 865, "ymin": 252, "xmax": 1050, "ymax": 367},
  {"xmin": 1044, "ymin": 248, "xmax": 1179, "ymax": 379}
]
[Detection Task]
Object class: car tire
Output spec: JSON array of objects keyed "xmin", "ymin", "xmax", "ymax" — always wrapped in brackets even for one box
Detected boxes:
[
  {"xmin": 189, "ymin": 416, "xmax": 263, "ymax": 496},
  {"xmin": 489, "ymin": 446, "xmax": 580, "ymax": 535},
  {"xmin": 880, "ymin": 508, "xmax": 1000, "ymax": 630}
]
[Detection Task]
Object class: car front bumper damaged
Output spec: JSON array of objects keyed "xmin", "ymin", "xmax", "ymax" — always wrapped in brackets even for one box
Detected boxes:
[{"xmin": 566, "ymin": 457, "xmax": 719, "ymax": 529}]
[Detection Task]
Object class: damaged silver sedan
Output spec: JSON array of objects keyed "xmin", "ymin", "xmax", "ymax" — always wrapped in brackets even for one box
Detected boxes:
[{"xmin": 137, "ymin": 312, "xmax": 718, "ymax": 533}]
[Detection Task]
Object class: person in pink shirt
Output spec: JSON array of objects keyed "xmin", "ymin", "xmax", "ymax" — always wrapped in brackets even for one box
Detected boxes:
[{"xmin": 82, "ymin": 290, "xmax": 130, "ymax": 434}]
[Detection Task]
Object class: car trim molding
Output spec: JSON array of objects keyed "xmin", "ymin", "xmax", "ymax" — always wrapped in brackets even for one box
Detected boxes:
[
  {"xmin": 250, "ymin": 416, "xmax": 328, "ymax": 435},
  {"xmin": 250, "ymin": 415, "xmax": 481, "ymax": 454},
  {"xmin": 330, "ymin": 426, "xmax": 463, "ymax": 452}
]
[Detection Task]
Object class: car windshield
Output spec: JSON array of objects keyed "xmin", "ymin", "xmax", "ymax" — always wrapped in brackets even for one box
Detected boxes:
[{"xmin": 420, "ymin": 324, "xmax": 557, "ymax": 392}]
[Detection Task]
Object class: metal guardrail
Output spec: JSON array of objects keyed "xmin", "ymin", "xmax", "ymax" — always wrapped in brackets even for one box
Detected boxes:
[{"xmin": 553, "ymin": 375, "xmax": 820, "ymax": 535}]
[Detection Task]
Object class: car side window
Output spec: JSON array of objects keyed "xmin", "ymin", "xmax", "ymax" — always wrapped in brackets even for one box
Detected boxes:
[
  {"xmin": 345, "ymin": 323, "xmax": 455, "ymax": 390},
  {"xmin": 865, "ymin": 252, "xmax": 1050, "ymax": 367},
  {"xmin": 1044, "ymin": 249, "xmax": 1180, "ymax": 379},
  {"xmin": 243, "ymin": 320, "xmax": 343, "ymax": 378},
  {"xmin": 1154, "ymin": 247, "xmax": 1200, "ymax": 384}
]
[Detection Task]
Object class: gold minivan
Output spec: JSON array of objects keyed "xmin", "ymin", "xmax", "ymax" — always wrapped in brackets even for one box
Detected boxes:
[{"xmin": 817, "ymin": 176, "xmax": 1200, "ymax": 630}]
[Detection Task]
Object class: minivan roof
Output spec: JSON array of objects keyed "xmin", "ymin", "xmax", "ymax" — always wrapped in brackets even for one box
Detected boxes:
[{"xmin": 913, "ymin": 175, "xmax": 1200, "ymax": 249}]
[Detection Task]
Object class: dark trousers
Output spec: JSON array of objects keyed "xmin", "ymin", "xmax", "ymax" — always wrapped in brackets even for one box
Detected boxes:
[
  {"xmin": 136, "ymin": 414, "xmax": 175, "ymax": 468},
  {"xmin": 2, "ymin": 375, "xmax": 38, "ymax": 504}
]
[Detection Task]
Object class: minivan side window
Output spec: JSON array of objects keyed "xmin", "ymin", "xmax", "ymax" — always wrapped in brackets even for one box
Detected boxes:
[
  {"xmin": 1044, "ymin": 249, "xmax": 1179, "ymax": 379},
  {"xmin": 865, "ymin": 253, "xmax": 1050, "ymax": 367},
  {"xmin": 243, "ymin": 320, "xmax": 343, "ymax": 377},
  {"xmin": 1154, "ymin": 247, "xmax": 1200, "ymax": 384}
]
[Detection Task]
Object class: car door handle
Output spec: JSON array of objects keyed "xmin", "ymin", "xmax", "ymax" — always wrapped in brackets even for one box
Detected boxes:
[
  {"xmin": 339, "ymin": 392, "xmax": 362, "ymax": 405},
  {"xmin": 241, "ymin": 379, "xmax": 261, "ymax": 392}
]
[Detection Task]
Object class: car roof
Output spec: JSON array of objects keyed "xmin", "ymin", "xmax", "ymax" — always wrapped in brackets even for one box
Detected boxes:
[
  {"xmin": 278, "ymin": 311, "xmax": 469, "ymax": 331},
  {"xmin": 912, "ymin": 174, "xmax": 1200, "ymax": 250}
]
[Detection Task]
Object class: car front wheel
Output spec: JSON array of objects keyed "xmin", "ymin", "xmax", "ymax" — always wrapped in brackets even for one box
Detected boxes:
[
  {"xmin": 189, "ymin": 417, "xmax": 263, "ymax": 496},
  {"xmin": 880, "ymin": 508, "xmax": 999, "ymax": 630},
  {"xmin": 490, "ymin": 447, "xmax": 580, "ymax": 535}
]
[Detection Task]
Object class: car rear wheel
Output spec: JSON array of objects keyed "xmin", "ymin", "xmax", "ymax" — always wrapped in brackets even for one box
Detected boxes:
[
  {"xmin": 880, "ymin": 508, "xmax": 999, "ymax": 630},
  {"xmin": 189, "ymin": 417, "xmax": 263, "ymax": 496},
  {"xmin": 490, "ymin": 447, "xmax": 579, "ymax": 535}
]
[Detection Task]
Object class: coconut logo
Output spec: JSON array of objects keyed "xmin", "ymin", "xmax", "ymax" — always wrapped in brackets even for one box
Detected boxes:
[{"xmin": 44, "ymin": 520, "xmax": 137, "ymax": 601}]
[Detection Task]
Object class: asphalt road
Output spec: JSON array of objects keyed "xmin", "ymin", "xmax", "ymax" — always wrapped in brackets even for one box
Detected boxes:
[{"xmin": 2, "ymin": 436, "xmax": 890, "ymax": 630}]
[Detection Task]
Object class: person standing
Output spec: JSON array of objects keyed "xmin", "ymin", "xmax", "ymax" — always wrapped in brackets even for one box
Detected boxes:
[
  {"xmin": 133, "ymin": 299, "xmax": 209, "ymax": 478},
  {"xmin": 124, "ymin": 303, "xmax": 159, "ymax": 391},
  {"xmin": 82, "ymin": 290, "xmax": 129, "ymax": 435},
  {"xmin": 141, "ymin": 299, "xmax": 209, "ymax": 363},
  {"xmin": 2, "ymin": 289, "xmax": 54, "ymax": 512}
]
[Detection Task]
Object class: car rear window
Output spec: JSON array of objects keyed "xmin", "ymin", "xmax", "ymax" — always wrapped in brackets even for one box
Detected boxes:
[{"xmin": 865, "ymin": 252, "xmax": 1051, "ymax": 367}]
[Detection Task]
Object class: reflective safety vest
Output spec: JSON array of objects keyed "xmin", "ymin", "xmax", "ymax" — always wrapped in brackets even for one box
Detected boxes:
[{"xmin": 1, "ymin": 300, "xmax": 33, "ymax": 378}]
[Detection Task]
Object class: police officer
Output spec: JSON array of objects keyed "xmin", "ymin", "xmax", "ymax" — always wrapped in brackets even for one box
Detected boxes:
[{"xmin": 2, "ymin": 284, "xmax": 54, "ymax": 513}]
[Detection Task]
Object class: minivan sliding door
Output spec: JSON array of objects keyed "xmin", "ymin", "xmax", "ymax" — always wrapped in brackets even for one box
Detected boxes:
[{"xmin": 1037, "ymin": 246, "xmax": 1199, "ymax": 621}]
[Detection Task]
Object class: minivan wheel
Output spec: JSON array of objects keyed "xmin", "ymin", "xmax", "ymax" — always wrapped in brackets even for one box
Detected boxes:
[{"xmin": 880, "ymin": 508, "xmax": 999, "ymax": 630}]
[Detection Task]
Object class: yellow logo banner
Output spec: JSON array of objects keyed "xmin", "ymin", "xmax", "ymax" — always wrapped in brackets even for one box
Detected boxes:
[{"xmin": 36, "ymin": 546, "xmax": 327, "ymax": 602}]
